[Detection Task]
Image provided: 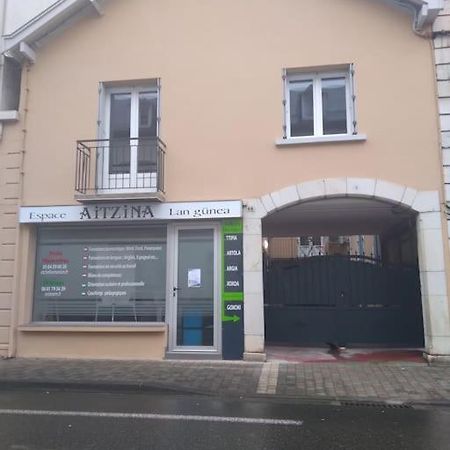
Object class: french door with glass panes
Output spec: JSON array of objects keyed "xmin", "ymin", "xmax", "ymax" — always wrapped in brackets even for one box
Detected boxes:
[{"xmin": 101, "ymin": 86, "xmax": 158, "ymax": 192}]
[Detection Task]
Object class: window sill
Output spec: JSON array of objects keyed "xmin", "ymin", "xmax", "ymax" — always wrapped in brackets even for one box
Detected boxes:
[
  {"xmin": 75, "ymin": 191, "xmax": 165, "ymax": 203},
  {"xmin": 275, "ymin": 134, "xmax": 367, "ymax": 146},
  {"xmin": 18, "ymin": 323, "xmax": 167, "ymax": 333},
  {"xmin": 0, "ymin": 110, "xmax": 19, "ymax": 122}
]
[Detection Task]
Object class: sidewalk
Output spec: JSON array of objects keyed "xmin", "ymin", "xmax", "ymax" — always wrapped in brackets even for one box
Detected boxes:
[{"xmin": 1, "ymin": 357, "xmax": 450, "ymax": 405}]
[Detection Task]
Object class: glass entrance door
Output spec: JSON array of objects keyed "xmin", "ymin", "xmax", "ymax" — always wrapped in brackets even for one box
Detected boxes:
[{"xmin": 170, "ymin": 226, "xmax": 219, "ymax": 351}]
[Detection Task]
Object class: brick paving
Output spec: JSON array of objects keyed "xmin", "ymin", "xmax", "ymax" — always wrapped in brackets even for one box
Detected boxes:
[
  {"xmin": 0, "ymin": 359, "xmax": 262, "ymax": 396},
  {"xmin": 276, "ymin": 362, "xmax": 450, "ymax": 402},
  {"xmin": 0, "ymin": 358, "xmax": 449, "ymax": 404}
]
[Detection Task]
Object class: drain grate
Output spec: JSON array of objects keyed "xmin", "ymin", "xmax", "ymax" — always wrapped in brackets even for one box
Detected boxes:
[{"xmin": 340, "ymin": 401, "xmax": 412, "ymax": 409}]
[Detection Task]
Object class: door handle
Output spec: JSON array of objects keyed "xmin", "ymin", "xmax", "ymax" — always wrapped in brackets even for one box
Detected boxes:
[{"xmin": 172, "ymin": 286, "xmax": 181, "ymax": 297}]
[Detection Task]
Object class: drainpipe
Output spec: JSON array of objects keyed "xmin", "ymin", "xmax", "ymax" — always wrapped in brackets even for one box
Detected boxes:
[{"xmin": 7, "ymin": 62, "xmax": 30, "ymax": 358}]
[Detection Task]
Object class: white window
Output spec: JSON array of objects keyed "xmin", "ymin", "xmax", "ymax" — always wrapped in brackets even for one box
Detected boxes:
[
  {"xmin": 298, "ymin": 236, "xmax": 324, "ymax": 258},
  {"xmin": 98, "ymin": 81, "xmax": 160, "ymax": 191},
  {"xmin": 278, "ymin": 66, "xmax": 365, "ymax": 145}
]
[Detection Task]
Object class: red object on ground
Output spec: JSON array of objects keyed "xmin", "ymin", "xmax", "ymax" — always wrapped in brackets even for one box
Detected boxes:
[{"xmin": 266, "ymin": 346, "xmax": 425, "ymax": 364}]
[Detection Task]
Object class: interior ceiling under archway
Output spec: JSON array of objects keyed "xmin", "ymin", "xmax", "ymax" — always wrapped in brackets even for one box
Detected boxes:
[{"xmin": 262, "ymin": 197, "xmax": 417, "ymax": 237}]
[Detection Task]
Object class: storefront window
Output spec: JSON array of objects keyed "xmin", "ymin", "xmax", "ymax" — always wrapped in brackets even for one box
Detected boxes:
[{"xmin": 33, "ymin": 226, "xmax": 167, "ymax": 323}]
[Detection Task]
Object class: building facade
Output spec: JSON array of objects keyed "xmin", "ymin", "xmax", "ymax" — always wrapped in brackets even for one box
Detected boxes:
[{"xmin": 1, "ymin": 0, "xmax": 450, "ymax": 361}]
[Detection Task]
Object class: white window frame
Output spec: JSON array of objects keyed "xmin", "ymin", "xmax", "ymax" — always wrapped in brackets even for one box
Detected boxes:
[
  {"xmin": 97, "ymin": 82, "xmax": 160, "ymax": 192},
  {"xmin": 102, "ymin": 85, "xmax": 160, "ymax": 140},
  {"xmin": 278, "ymin": 67, "xmax": 366, "ymax": 146}
]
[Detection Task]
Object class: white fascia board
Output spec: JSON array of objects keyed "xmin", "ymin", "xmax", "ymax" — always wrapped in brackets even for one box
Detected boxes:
[
  {"xmin": 0, "ymin": 110, "xmax": 19, "ymax": 121},
  {"xmin": 425, "ymin": 0, "xmax": 444, "ymax": 19},
  {"xmin": 418, "ymin": 1, "xmax": 444, "ymax": 27},
  {"xmin": 425, "ymin": 0, "xmax": 444, "ymax": 9},
  {"xmin": 19, "ymin": 42, "xmax": 36, "ymax": 64},
  {"xmin": 406, "ymin": 0, "xmax": 427, "ymax": 5},
  {"xmin": 89, "ymin": 0, "xmax": 104, "ymax": 15},
  {"xmin": 2, "ymin": 0, "xmax": 98, "ymax": 55}
]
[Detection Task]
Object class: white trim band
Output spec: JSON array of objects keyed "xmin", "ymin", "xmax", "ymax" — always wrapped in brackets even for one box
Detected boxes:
[
  {"xmin": 0, "ymin": 409, "xmax": 303, "ymax": 426},
  {"xmin": 276, "ymin": 134, "xmax": 367, "ymax": 146}
]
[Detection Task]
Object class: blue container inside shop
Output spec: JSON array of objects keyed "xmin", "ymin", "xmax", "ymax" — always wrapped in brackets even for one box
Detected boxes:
[{"xmin": 183, "ymin": 315, "xmax": 203, "ymax": 345}]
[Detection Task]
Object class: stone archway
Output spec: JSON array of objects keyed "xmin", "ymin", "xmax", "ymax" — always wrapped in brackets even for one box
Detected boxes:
[{"xmin": 242, "ymin": 178, "xmax": 450, "ymax": 362}]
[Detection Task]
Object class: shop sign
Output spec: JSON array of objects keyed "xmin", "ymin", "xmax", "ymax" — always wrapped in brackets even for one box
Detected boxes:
[
  {"xmin": 221, "ymin": 219, "xmax": 244, "ymax": 360},
  {"xmin": 19, "ymin": 201, "xmax": 242, "ymax": 224}
]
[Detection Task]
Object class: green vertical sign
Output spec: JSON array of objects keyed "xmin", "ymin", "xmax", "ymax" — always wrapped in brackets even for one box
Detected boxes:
[{"xmin": 222, "ymin": 219, "xmax": 244, "ymax": 359}]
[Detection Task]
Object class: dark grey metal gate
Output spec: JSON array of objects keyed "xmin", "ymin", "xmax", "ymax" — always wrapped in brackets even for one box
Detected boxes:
[{"xmin": 264, "ymin": 255, "xmax": 424, "ymax": 346}]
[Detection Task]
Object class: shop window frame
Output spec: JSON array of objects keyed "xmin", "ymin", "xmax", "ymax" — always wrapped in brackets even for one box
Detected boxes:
[{"xmin": 31, "ymin": 225, "xmax": 168, "ymax": 325}]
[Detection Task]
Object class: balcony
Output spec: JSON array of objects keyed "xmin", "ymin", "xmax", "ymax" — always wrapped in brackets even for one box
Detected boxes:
[{"xmin": 75, "ymin": 137, "xmax": 166, "ymax": 202}]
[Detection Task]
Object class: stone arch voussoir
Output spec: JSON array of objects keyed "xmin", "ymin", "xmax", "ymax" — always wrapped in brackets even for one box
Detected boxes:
[{"xmin": 249, "ymin": 178, "xmax": 440, "ymax": 219}]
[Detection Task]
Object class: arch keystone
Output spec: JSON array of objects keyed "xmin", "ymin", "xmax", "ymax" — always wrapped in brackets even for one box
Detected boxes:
[
  {"xmin": 347, "ymin": 178, "xmax": 376, "ymax": 197},
  {"xmin": 324, "ymin": 178, "xmax": 347, "ymax": 197}
]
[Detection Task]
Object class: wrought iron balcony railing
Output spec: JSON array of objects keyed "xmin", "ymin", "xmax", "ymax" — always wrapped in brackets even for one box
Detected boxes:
[{"xmin": 75, "ymin": 137, "xmax": 166, "ymax": 201}]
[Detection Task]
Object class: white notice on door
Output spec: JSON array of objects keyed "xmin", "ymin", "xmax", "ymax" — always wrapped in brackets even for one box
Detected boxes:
[{"xmin": 188, "ymin": 269, "xmax": 201, "ymax": 288}]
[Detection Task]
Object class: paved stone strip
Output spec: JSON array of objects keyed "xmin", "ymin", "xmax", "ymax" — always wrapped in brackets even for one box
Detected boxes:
[
  {"xmin": 257, "ymin": 361, "xmax": 279, "ymax": 394},
  {"xmin": 1, "ymin": 358, "xmax": 450, "ymax": 403},
  {"xmin": 0, "ymin": 358, "xmax": 263, "ymax": 397}
]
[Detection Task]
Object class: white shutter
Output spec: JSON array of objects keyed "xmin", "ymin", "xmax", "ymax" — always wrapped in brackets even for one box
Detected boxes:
[
  {"xmin": 282, "ymin": 68, "xmax": 288, "ymax": 139},
  {"xmin": 349, "ymin": 64, "xmax": 357, "ymax": 135},
  {"xmin": 97, "ymin": 82, "xmax": 107, "ymax": 139}
]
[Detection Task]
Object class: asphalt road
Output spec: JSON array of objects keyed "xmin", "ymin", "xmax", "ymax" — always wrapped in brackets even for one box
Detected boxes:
[{"xmin": 0, "ymin": 388, "xmax": 449, "ymax": 450}]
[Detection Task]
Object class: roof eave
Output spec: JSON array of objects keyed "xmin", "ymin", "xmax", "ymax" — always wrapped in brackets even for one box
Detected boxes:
[
  {"xmin": 2, "ymin": 0, "xmax": 103, "ymax": 62},
  {"xmin": 1, "ymin": 0, "xmax": 443, "ymax": 63}
]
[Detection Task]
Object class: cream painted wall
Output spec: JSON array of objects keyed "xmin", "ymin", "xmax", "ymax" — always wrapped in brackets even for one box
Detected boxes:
[
  {"xmin": 16, "ymin": 330, "xmax": 168, "ymax": 360},
  {"xmin": 0, "ymin": 0, "xmax": 447, "ymax": 360},
  {"xmin": 2, "ymin": 0, "xmax": 442, "ymax": 206}
]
